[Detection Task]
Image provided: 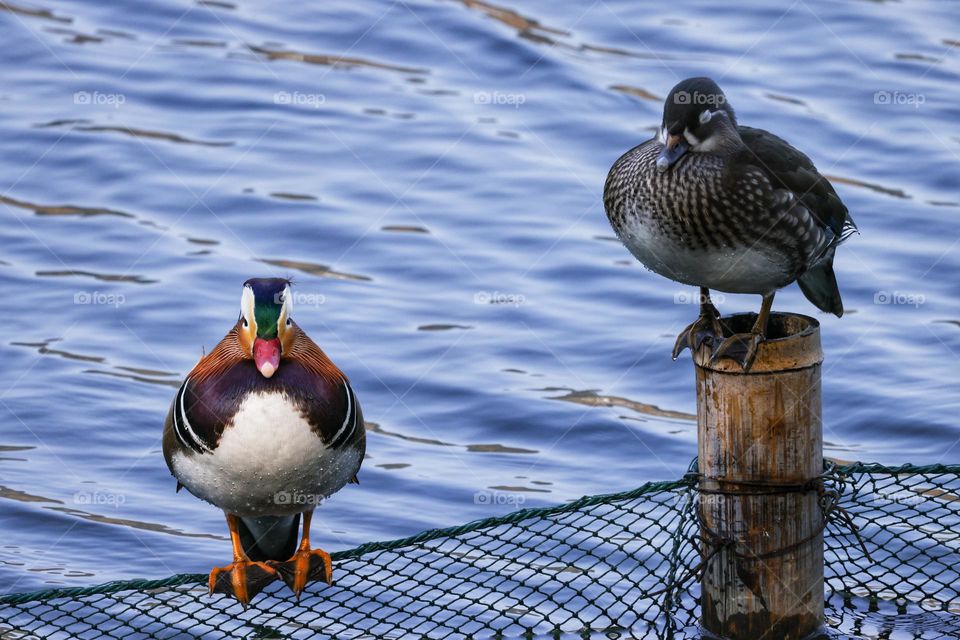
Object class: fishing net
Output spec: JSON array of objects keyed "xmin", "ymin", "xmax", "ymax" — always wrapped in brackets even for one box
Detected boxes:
[{"xmin": 1, "ymin": 462, "xmax": 957, "ymax": 639}]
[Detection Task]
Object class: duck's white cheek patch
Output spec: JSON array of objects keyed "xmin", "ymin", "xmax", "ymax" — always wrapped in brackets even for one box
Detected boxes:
[
  {"xmin": 694, "ymin": 134, "xmax": 724, "ymax": 153},
  {"xmin": 683, "ymin": 129, "xmax": 701, "ymax": 146}
]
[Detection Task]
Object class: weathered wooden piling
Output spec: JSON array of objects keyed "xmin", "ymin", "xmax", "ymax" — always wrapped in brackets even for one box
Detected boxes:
[{"xmin": 695, "ymin": 312, "xmax": 824, "ymax": 640}]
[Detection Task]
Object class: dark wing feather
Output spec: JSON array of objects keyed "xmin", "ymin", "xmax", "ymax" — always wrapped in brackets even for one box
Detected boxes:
[
  {"xmin": 326, "ymin": 380, "xmax": 362, "ymax": 450},
  {"xmin": 737, "ymin": 125, "xmax": 854, "ymax": 238},
  {"xmin": 162, "ymin": 377, "xmax": 219, "ymax": 465}
]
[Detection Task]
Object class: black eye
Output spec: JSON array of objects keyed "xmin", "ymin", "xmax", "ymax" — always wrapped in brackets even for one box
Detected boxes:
[
  {"xmin": 242, "ymin": 318, "xmax": 249, "ymax": 328},
  {"xmin": 285, "ymin": 318, "xmax": 292, "ymax": 326}
]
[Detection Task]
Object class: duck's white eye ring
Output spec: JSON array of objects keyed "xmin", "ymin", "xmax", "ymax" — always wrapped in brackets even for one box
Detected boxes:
[
  {"xmin": 240, "ymin": 284, "xmax": 255, "ymax": 331},
  {"xmin": 699, "ymin": 109, "xmax": 714, "ymax": 124},
  {"xmin": 285, "ymin": 318, "xmax": 292, "ymax": 327}
]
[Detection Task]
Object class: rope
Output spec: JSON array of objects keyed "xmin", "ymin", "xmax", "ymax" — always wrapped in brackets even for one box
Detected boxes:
[{"xmin": 835, "ymin": 462, "xmax": 960, "ymax": 475}]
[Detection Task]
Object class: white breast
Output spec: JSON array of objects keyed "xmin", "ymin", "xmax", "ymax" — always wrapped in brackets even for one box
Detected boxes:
[{"xmin": 171, "ymin": 391, "xmax": 360, "ymax": 517}]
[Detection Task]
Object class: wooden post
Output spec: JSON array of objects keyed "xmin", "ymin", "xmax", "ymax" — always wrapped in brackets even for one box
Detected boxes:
[{"xmin": 695, "ymin": 312, "xmax": 825, "ymax": 640}]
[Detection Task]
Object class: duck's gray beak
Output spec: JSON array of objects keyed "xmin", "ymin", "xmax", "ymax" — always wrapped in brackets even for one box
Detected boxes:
[{"xmin": 657, "ymin": 134, "xmax": 688, "ymax": 173}]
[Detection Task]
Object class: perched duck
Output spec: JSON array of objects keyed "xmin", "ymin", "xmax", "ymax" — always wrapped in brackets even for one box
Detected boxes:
[
  {"xmin": 604, "ymin": 77, "xmax": 856, "ymax": 369},
  {"xmin": 162, "ymin": 278, "xmax": 364, "ymax": 605}
]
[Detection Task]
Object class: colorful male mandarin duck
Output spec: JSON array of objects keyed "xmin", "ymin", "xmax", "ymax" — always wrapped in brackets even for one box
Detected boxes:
[{"xmin": 162, "ymin": 278, "xmax": 364, "ymax": 605}]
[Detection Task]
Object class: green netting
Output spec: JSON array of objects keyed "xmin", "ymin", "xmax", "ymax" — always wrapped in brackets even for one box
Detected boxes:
[{"xmin": 1, "ymin": 462, "xmax": 958, "ymax": 639}]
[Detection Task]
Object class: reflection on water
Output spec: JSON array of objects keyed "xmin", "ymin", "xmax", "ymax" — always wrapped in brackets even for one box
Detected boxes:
[
  {"xmin": 36, "ymin": 269, "xmax": 157, "ymax": 284},
  {"xmin": 609, "ymin": 85, "xmax": 661, "ymax": 102},
  {"xmin": 12, "ymin": 338, "xmax": 180, "ymax": 388},
  {"xmin": 46, "ymin": 506, "xmax": 225, "ymax": 541},
  {"xmin": 257, "ymin": 258, "xmax": 372, "ymax": 282},
  {"xmin": 823, "ymin": 174, "xmax": 911, "ymax": 199},
  {"xmin": 268, "ymin": 191, "xmax": 318, "ymax": 201},
  {"xmin": 84, "ymin": 368, "xmax": 180, "ymax": 388},
  {"xmin": 0, "ymin": 484, "xmax": 55, "ymax": 505},
  {"xmin": 548, "ymin": 389, "xmax": 695, "ymax": 422},
  {"xmin": 457, "ymin": 0, "xmax": 569, "ymax": 39},
  {"xmin": 37, "ymin": 120, "xmax": 235, "ymax": 147},
  {"xmin": 417, "ymin": 323, "xmax": 472, "ymax": 331},
  {"xmin": 0, "ymin": 1, "xmax": 69, "ymax": 23},
  {"xmin": 12, "ymin": 338, "xmax": 106, "ymax": 363},
  {"xmin": 382, "ymin": 224, "xmax": 430, "ymax": 234},
  {"xmin": 0, "ymin": 5, "xmax": 958, "ymax": 638},
  {"xmin": 0, "ymin": 193, "xmax": 133, "ymax": 217},
  {"xmin": 249, "ymin": 45, "xmax": 428, "ymax": 75},
  {"xmin": 365, "ymin": 421, "xmax": 537, "ymax": 455}
]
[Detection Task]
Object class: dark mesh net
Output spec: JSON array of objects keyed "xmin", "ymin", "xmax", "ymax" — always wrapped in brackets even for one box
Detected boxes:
[{"xmin": 1, "ymin": 463, "xmax": 957, "ymax": 639}]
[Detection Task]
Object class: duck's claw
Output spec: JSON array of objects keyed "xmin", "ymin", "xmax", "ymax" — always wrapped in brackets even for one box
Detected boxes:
[
  {"xmin": 208, "ymin": 559, "xmax": 278, "ymax": 607},
  {"xmin": 710, "ymin": 332, "xmax": 764, "ymax": 371},
  {"xmin": 269, "ymin": 547, "xmax": 333, "ymax": 599},
  {"xmin": 673, "ymin": 311, "xmax": 725, "ymax": 360}
]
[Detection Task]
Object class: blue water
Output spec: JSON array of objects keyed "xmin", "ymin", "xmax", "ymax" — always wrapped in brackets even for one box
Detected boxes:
[{"xmin": 0, "ymin": 0, "xmax": 958, "ymax": 623}]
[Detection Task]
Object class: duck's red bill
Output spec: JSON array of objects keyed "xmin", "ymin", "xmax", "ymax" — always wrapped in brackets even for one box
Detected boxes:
[{"xmin": 253, "ymin": 338, "xmax": 281, "ymax": 378}]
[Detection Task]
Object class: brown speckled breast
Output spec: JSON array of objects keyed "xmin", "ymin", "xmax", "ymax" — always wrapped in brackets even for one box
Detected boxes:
[{"xmin": 603, "ymin": 139, "xmax": 832, "ymax": 294}]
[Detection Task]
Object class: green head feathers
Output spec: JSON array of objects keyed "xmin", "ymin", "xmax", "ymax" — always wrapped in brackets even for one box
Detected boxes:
[{"xmin": 242, "ymin": 277, "xmax": 291, "ymax": 339}]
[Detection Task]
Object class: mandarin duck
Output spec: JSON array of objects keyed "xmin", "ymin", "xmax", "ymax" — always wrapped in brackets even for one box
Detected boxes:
[
  {"xmin": 604, "ymin": 77, "xmax": 857, "ymax": 370},
  {"xmin": 162, "ymin": 278, "xmax": 364, "ymax": 605}
]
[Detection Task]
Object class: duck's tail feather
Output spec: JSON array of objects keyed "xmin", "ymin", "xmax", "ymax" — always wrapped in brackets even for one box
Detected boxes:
[
  {"xmin": 798, "ymin": 256, "xmax": 843, "ymax": 318},
  {"xmin": 238, "ymin": 514, "xmax": 300, "ymax": 562}
]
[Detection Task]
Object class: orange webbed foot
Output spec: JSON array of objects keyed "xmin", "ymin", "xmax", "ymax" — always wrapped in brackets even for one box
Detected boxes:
[
  {"xmin": 269, "ymin": 546, "xmax": 333, "ymax": 599},
  {"xmin": 208, "ymin": 559, "xmax": 278, "ymax": 607}
]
